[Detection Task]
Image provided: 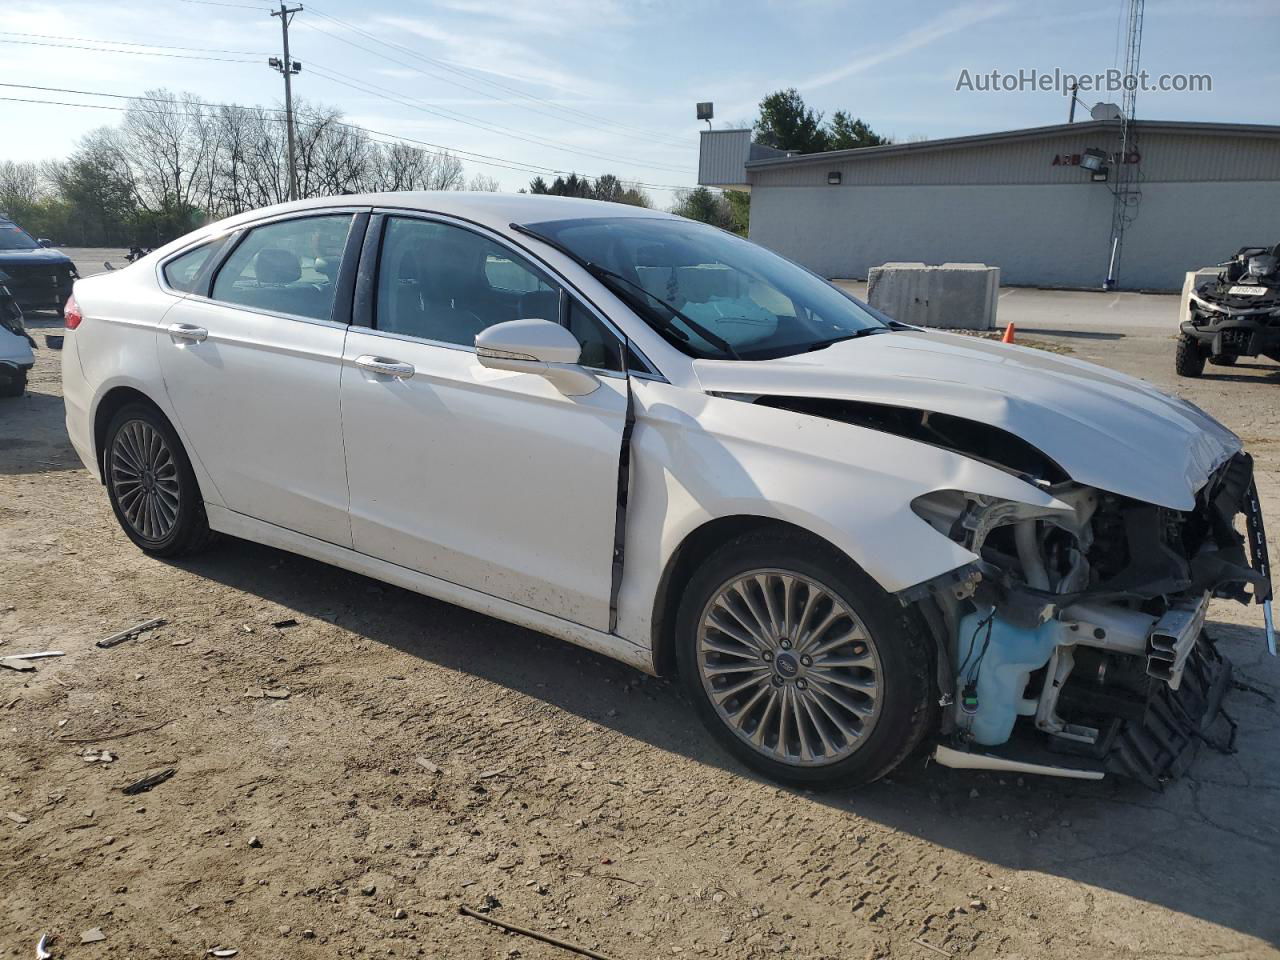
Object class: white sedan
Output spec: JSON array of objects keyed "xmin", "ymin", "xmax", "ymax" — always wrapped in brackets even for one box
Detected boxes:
[{"xmin": 62, "ymin": 193, "xmax": 1273, "ymax": 788}]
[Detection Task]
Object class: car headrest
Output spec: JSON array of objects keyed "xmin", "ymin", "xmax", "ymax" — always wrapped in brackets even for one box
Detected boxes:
[
  {"xmin": 313, "ymin": 256, "xmax": 338, "ymax": 281},
  {"xmin": 254, "ymin": 247, "xmax": 301, "ymax": 285}
]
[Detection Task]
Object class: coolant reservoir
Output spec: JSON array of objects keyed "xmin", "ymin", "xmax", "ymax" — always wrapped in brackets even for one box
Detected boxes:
[{"xmin": 956, "ymin": 609, "xmax": 1072, "ymax": 746}]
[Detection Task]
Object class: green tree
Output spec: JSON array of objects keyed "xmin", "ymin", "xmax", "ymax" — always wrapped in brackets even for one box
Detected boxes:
[
  {"xmin": 672, "ymin": 187, "xmax": 734, "ymax": 230},
  {"xmin": 724, "ymin": 189, "xmax": 750, "ymax": 236},
  {"xmin": 827, "ymin": 110, "xmax": 888, "ymax": 150},
  {"xmin": 752, "ymin": 90, "xmax": 889, "ymax": 154},
  {"xmin": 754, "ymin": 88, "xmax": 828, "ymax": 154}
]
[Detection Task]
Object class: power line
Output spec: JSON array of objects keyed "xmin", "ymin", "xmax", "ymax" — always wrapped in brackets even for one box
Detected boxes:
[
  {"xmin": 0, "ymin": 84, "xmax": 692, "ymax": 192},
  {"xmin": 305, "ymin": 62, "xmax": 691, "ymax": 175},
  {"xmin": 294, "ymin": 13, "xmax": 693, "ymax": 153},
  {"xmin": 2, "ymin": 21, "xmax": 694, "ymax": 175},
  {"xmin": 305, "ymin": 4, "xmax": 695, "ymax": 150},
  {"xmin": 0, "ymin": 30, "xmax": 270, "ymax": 56},
  {"xmin": 172, "ymin": 0, "xmax": 274, "ymax": 9},
  {"xmin": 0, "ymin": 37, "xmax": 259, "ymax": 63}
]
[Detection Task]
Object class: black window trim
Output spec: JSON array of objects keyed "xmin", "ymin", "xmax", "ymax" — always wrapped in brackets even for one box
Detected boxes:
[
  {"xmin": 354, "ymin": 207, "xmax": 660, "ymax": 378},
  {"xmin": 185, "ymin": 207, "xmax": 371, "ymax": 328}
]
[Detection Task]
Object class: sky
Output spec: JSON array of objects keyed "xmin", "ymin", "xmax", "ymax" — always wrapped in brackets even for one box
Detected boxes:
[{"xmin": 1, "ymin": 0, "xmax": 1278, "ymax": 204}]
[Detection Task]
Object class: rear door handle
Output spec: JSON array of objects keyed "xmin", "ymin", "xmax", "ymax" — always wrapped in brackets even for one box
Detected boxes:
[
  {"xmin": 354, "ymin": 355, "xmax": 415, "ymax": 379},
  {"xmin": 167, "ymin": 323, "xmax": 208, "ymax": 343}
]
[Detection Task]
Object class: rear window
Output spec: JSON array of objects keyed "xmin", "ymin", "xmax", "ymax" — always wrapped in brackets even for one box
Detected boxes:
[{"xmin": 0, "ymin": 223, "xmax": 39, "ymax": 251}]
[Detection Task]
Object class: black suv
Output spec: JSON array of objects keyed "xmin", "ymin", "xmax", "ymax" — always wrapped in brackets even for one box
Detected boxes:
[{"xmin": 0, "ymin": 217, "xmax": 78, "ymax": 316}]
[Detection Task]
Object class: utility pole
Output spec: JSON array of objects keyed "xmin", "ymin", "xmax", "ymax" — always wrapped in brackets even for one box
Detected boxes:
[
  {"xmin": 1103, "ymin": 0, "xmax": 1144, "ymax": 290},
  {"xmin": 269, "ymin": 3, "xmax": 304, "ymax": 201}
]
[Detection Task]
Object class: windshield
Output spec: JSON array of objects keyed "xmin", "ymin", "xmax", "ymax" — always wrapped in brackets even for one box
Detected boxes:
[
  {"xmin": 520, "ymin": 216, "xmax": 886, "ymax": 361},
  {"xmin": 0, "ymin": 223, "xmax": 39, "ymax": 252}
]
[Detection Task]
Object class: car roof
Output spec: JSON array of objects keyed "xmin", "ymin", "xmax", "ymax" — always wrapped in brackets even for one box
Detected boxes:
[{"xmin": 213, "ymin": 191, "xmax": 682, "ymax": 236}]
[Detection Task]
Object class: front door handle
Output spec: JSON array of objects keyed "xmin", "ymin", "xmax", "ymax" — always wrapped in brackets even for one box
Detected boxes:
[
  {"xmin": 355, "ymin": 355, "xmax": 415, "ymax": 379},
  {"xmin": 167, "ymin": 323, "xmax": 208, "ymax": 344}
]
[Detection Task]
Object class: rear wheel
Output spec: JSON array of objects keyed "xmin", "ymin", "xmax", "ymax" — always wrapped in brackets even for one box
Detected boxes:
[
  {"xmin": 1175, "ymin": 334, "xmax": 1205, "ymax": 378},
  {"xmin": 104, "ymin": 403, "xmax": 212, "ymax": 557},
  {"xmin": 0, "ymin": 367, "xmax": 26, "ymax": 398},
  {"xmin": 675, "ymin": 532, "xmax": 933, "ymax": 789}
]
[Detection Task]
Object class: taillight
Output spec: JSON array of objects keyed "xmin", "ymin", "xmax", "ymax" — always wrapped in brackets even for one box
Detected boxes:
[{"xmin": 64, "ymin": 295, "xmax": 82, "ymax": 330}]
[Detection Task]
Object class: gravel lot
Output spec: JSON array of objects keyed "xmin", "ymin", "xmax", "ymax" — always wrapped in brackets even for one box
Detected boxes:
[{"xmin": 2, "ymin": 256, "xmax": 1278, "ymax": 959}]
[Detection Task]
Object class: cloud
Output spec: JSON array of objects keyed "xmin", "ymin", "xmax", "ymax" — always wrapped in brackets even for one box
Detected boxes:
[
  {"xmin": 797, "ymin": 1, "xmax": 1014, "ymax": 90},
  {"xmin": 374, "ymin": 15, "xmax": 604, "ymax": 96}
]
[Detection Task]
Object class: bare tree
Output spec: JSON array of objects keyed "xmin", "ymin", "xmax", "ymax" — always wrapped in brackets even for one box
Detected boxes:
[{"xmin": 468, "ymin": 173, "xmax": 501, "ymax": 192}]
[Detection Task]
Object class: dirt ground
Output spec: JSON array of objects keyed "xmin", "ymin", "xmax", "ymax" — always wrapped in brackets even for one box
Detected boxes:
[{"xmin": 2, "ymin": 259, "xmax": 1279, "ymax": 960}]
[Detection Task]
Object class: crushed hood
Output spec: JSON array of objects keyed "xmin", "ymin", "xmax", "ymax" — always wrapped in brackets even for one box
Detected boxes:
[{"xmin": 694, "ymin": 330, "xmax": 1241, "ymax": 511}]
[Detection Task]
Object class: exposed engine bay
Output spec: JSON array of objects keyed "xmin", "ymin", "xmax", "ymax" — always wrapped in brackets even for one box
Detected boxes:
[{"xmin": 757, "ymin": 395, "xmax": 1275, "ymax": 787}]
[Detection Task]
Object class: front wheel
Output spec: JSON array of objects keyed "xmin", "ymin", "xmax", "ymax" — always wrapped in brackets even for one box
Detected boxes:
[
  {"xmin": 104, "ymin": 403, "xmax": 213, "ymax": 557},
  {"xmin": 675, "ymin": 532, "xmax": 934, "ymax": 789},
  {"xmin": 1175, "ymin": 333, "xmax": 1205, "ymax": 378}
]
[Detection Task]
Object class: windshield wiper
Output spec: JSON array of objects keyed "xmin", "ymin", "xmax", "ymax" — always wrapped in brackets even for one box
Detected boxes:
[
  {"xmin": 804, "ymin": 326, "xmax": 891, "ymax": 352},
  {"xmin": 510, "ymin": 222, "xmax": 740, "ymax": 360}
]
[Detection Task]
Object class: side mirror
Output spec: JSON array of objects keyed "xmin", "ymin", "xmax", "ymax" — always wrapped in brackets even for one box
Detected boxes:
[{"xmin": 476, "ymin": 318, "xmax": 599, "ymax": 396}]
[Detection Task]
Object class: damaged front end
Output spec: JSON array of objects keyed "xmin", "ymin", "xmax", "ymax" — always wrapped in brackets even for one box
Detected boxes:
[{"xmin": 907, "ymin": 453, "xmax": 1273, "ymax": 787}]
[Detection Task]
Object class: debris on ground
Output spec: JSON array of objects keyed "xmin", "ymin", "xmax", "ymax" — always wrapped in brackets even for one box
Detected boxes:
[
  {"xmin": 248, "ymin": 835, "xmax": 262, "ymax": 848},
  {"xmin": 82, "ymin": 750, "xmax": 116, "ymax": 763},
  {"xmin": 121, "ymin": 767, "xmax": 175, "ymax": 796},
  {"xmin": 459, "ymin": 904, "xmax": 618, "ymax": 960},
  {"xmin": 272, "ymin": 618, "xmax": 299, "ymax": 629},
  {"xmin": 244, "ymin": 687, "xmax": 291, "ymax": 700},
  {"xmin": 5, "ymin": 811, "xmax": 29, "ymax": 824},
  {"xmin": 913, "ymin": 936, "xmax": 952, "ymax": 957},
  {"xmin": 207, "ymin": 948, "xmax": 238, "ymax": 957},
  {"xmin": 1, "ymin": 650, "xmax": 64, "ymax": 668},
  {"xmin": 0, "ymin": 658, "xmax": 35, "ymax": 672},
  {"xmin": 36, "ymin": 933, "xmax": 51, "ymax": 959},
  {"xmin": 80, "ymin": 928, "xmax": 106, "ymax": 944},
  {"xmin": 96, "ymin": 618, "xmax": 166, "ymax": 649},
  {"xmin": 415, "ymin": 757, "xmax": 442, "ymax": 774}
]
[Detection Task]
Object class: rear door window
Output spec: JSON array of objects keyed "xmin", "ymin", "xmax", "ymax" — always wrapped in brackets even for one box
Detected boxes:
[
  {"xmin": 163, "ymin": 243, "xmax": 217, "ymax": 293},
  {"xmin": 212, "ymin": 215, "xmax": 353, "ymax": 321}
]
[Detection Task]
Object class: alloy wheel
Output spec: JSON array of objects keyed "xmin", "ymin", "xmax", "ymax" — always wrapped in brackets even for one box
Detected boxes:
[
  {"xmin": 110, "ymin": 419, "xmax": 181, "ymax": 542},
  {"xmin": 696, "ymin": 569, "xmax": 883, "ymax": 767}
]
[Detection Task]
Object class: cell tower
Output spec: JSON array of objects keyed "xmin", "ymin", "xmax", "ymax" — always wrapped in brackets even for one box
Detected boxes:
[{"xmin": 1104, "ymin": 0, "xmax": 1144, "ymax": 289}]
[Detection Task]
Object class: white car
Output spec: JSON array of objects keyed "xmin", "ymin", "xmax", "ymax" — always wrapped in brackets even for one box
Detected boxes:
[{"xmin": 61, "ymin": 193, "xmax": 1274, "ymax": 788}]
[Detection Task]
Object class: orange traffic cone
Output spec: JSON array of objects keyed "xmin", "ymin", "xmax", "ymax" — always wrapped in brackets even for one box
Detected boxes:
[{"xmin": 1001, "ymin": 322, "xmax": 1016, "ymax": 344}]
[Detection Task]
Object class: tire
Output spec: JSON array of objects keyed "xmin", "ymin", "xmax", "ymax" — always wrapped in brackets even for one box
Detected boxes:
[
  {"xmin": 104, "ymin": 402, "xmax": 213, "ymax": 557},
  {"xmin": 1175, "ymin": 334, "xmax": 1205, "ymax": 378},
  {"xmin": 1208, "ymin": 354, "xmax": 1237, "ymax": 366},
  {"xmin": 0, "ymin": 367, "xmax": 26, "ymax": 398},
  {"xmin": 674, "ymin": 531, "xmax": 934, "ymax": 789}
]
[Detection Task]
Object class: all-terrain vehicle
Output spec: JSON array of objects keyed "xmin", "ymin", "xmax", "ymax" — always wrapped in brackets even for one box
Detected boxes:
[{"xmin": 1177, "ymin": 244, "xmax": 1280, "ymax": 376}]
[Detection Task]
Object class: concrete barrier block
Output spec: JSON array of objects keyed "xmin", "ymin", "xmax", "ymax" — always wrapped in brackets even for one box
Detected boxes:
[{"xmin": 866, "ymin": 262, "xmax": 999, "ymax": 330}]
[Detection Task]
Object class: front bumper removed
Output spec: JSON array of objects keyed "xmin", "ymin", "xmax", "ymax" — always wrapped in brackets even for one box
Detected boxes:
[{"xmin": 934, "ymin": 633, "xmax": 1234, "ymax": 787}]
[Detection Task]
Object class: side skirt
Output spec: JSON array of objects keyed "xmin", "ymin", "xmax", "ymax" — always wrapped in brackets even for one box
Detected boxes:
[{"xmin": 206, "ymin": 504, "xmax": 657, "ymax": 674}]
